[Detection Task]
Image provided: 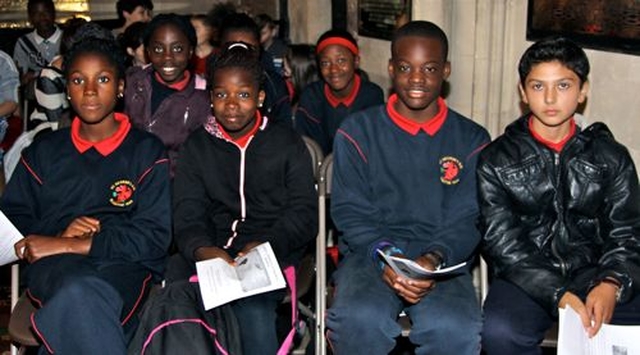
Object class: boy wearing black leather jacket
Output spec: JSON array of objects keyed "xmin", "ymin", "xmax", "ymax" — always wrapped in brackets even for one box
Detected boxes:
[{"xmin": 478, "ymin": 37, "xmax": 640, "ymax": 354}]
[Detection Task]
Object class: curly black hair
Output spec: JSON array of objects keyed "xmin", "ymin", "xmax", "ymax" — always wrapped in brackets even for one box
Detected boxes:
[
  {"xmin": 207, "ymin": 43, "xmax": 264, "ymax": 90},
  {"xmin": 63, "ymin": 37, "xmax": 126, "ymax": 81},
  {"xmin": 219, "ymin": 13, "xmax": 260, "ymax": 47},
  {"xmin": 144, "ymin": 13, "xmax": 197, "ymax": 48}
]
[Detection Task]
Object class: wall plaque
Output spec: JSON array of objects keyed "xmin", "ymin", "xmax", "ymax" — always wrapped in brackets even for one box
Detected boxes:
[{"xmin": 358, "ymin": 0, "xmax": 410, "ymax": 40}]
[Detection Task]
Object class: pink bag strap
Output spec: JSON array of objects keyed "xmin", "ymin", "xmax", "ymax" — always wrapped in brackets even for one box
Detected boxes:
[{"xmin": 277, "ymin": 266, "xmax": 297, "ymax": 355}]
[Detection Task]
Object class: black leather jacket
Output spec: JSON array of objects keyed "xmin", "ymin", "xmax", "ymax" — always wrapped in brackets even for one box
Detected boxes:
[{"xmin": 477, "ymin": 114, "xmax": 640, "ymax": 315}]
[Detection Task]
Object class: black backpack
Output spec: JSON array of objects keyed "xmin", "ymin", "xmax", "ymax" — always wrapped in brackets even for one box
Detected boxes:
[{"xmin": 128, "ymin": 279, "xmax": 242, "ymax": 355}]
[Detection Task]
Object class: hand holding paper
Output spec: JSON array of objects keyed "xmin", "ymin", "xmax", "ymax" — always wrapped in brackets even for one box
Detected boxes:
[
  {"xmin": 0, "ymin": 210, "xmax": 24, "ymax": 266},
  {"xmin": 377, "ymin": 250, "xmax": 467, "ymax": 280}
]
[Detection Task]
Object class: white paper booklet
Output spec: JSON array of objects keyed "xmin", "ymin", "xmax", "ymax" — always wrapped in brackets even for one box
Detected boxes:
[
  {"xmin": 196, "ymin": 242, "xmax": 286, "ymax": 310},
  {"xmin": 0, "ymin": 210, "xmax": 24, "ymax": 266},
  {"xmin": 558, "ymin": 305, "xmax": 640, "ymax": 355},
  {"xmin": 377, "ymin": 250, "xmax": 467, "ymax": 280}
]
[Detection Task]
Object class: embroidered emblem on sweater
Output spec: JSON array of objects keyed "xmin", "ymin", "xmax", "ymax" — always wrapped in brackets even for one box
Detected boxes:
[
  {"xmin": 439, "ymin": 156, "xmax": 463, "ymax": 185},
  {"xmin": 110, "ymin": 180, "xmax": 135, "ymax": 207}
]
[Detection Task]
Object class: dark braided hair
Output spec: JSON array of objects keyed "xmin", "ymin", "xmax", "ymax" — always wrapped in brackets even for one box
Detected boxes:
[
  {"xmin": 207, "ymin": 42, "xmax": 264, "ymax": 90},
  {"xmin": 219, "ymin": 13, "xmax": 260, "ymax": 48},
  {"xmin": 64, "ymin": 36, "xmax": 126, "ymax": 81}
]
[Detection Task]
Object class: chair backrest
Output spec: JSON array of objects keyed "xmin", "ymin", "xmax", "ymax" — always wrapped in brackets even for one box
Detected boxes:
[
  {"xmin": 317, "ymin": 153, "xmax": 333, "ymax": 197},
  {"xmin": 302, "ymin": 136, "xmax": 324, "ymax": 181},
  {"xmin": 315, "ymin": 153, "xmax": 332, "ymax": 355}
]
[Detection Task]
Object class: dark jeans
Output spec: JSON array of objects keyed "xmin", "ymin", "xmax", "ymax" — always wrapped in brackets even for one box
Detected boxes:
[
  {"xmin": 326, "ymin": 253, "xmax": 482, "ymax": 355},
  {"xmin": 482, "ymin": 278, "xmax": 640, "ymax": 355},
  {"xmin": 24, "ymin": 254, "xmax": 151, "ymax": 355}
]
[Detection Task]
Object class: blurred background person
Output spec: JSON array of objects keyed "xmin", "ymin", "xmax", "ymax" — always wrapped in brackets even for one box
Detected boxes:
[
  {"xmin": 283, "ymin": 43, "xmax": 318, "ymax": 109},
  {"xmin": 120, "ymin": 21, "xmax": 149, "ymax": 71},
  {"xmin": 0, "ymin": 49, "xmax": 20, "ymax": 192},
  {"xmin": 13, "ymin": 0, "xmax": 62, "ymax": 127},
  {"xmin": 255, "ymin": 13, "xmax": 288, "ymax": 75},
  {"xmin": 190, "ymin": 14, "xmax": 215, "ymax": 77},
  {"xmin": 112, "ymin": 0, "xmax": 154, "ymax": 38}
]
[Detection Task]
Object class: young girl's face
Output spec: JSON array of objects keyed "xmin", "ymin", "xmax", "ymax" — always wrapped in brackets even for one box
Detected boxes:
[
  {"xmin": 259, "ymin": 24, "xmax": 276, "ymax": 46},
  {"xmin": 282, "ymin": 55, "xmax": 292, "ymax": 78},
  {"xmin": 125, "ymin": 5, "xmax": 152, "ymax": 24},
  {"xmin": 127, "ymin": 44, "xmax": 147, "ymax": 67},
  {"xmin": 191, "ymin": 18, "xmax": 212, "ymax": 46},
  {"xmin": 211, "ymin": 67, "xmax": 265, "ymax": 139},
  {"xmin": 67, "ymin": 52, "xmax": 123, "ymax": 125},
  {"xmin": 147, "ymin": 23, "xmax": 193, "ymax": 84},
  {"xmin": 318, "ymin": 44, "xmax": 359, "ymax": 97}
]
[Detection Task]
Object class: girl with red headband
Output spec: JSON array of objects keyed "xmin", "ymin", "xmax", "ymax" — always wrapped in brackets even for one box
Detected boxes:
[{"xmin": 295, "ymin": 28, "xmax": 384, "ymax": 154}]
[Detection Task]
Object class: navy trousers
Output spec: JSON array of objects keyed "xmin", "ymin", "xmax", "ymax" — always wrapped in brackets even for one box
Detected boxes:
[
  {"xmin": 23, "ymin": 254, "xmax": 151, "ymax": 355},
  {"xmin": 326, "ymin": 253, "xmax": 482, "ymax": 355},
  {"xmin": 482, "ymin": 278, "xmax": 640, "ymax": 355}
]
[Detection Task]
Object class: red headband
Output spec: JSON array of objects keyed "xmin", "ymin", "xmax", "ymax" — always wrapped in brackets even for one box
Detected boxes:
[{"xmin": 316, "ymin": 37, "xmax": 359, "ymax": 56}]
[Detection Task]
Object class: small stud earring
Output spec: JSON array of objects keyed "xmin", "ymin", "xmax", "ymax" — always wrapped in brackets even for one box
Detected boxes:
[
  {"xmin": 210, "ymin": 103, "xmax": 214, "ymax": 108},
  {"xmin": 66, "ymin": 95, "xmax": 71, "ymax": 101},
  {"xmin": 258, "ymin": 102, "xmax": 263, "ymax": 108},
  {"xmin": 117, "ymin": 92, "xmax": 124, "ymax": 99}
]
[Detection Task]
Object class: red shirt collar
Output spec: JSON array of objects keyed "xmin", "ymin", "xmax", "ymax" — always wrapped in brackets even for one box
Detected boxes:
[
  {"xmin": 218, "ymin": 111, "xmax": 262, "ymax": 149},
  {"xmin": 386, "ymin": 94, "xmax": 448, "ymax": 136},
  {"xmin": 154, "ymin": 70, "xmax": 192, "ymax": 91},
  {"xmin": 71, "ymin": 113, "xmax": 131, "ymax": 156},
  {"xmin": 528, "ymin": 115, "xmax": 576, "ymax": 153},
  {"xmin": 324, "ymin": 74, "xmax": 361, "ymax": 108}
]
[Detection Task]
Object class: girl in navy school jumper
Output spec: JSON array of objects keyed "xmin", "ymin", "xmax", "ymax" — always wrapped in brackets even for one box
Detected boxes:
[
  {"xmin": 295, "ymin": 29, "xmax": 384, "ymax": 155},
  {"xmin": 171, "ymin": 43, "xmax": 317, "ymax": 355},
  {"xmin": 124, "ymin": 14, "xmax": 210, "ymax": 176},
  {"xmin": 2, "ymin": 37, "xmax": 171, "ymax": 355}
]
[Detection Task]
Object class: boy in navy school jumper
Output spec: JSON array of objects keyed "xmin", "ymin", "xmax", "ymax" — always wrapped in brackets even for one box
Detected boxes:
[
  {"xmin": 2, "ymin": 37, "xmax": 171, "ymax": 355},
  {"xmin": 295, "ymin": 29, "xmax": 384, "ymax": 155},
  {"xmin": 171, "ymin": 43, "xmax": 317, "ymax": 355},
  {"xmin": 326, "ymin": 21, "xmax": 489, "ymax": 354},
  {"xmin": 479, "ymin": 37, "xmax": 640, "ymax": 354}
]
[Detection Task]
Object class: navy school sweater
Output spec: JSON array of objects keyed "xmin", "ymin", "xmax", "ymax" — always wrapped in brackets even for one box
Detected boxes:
[
  {"xmin": 331, "ymin": 99, "xmax": 490, "ymax": 266},
  {"xmin": 1, "ymin": 118, "xmax": 172, "ymax": 277},
  {"xmin": 295, "ymin": 76, "xmax": 384, "ymax": 155}
]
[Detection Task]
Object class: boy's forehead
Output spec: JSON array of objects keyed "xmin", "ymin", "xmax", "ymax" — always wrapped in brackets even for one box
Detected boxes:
[
  {"xmin": 392, "ymin": 36, "xmax": 445, "ymax": 60},
  {"xmin": 527, "ymin": 60, "xmax": 579, "ymax": 80}
]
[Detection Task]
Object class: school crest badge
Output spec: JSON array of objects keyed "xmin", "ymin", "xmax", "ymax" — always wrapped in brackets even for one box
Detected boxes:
[
  {"xmin": 110, "ymin": 179, "xmax": 135, "ymax": 207},
  {"xmin": 439, "ymin": 156, "xmax": 463, "ymax": 185}
]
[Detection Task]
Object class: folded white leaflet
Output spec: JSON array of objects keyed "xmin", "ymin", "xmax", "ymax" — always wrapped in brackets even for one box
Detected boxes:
[
  {"xmin": 377, "ymin": 250, "xmax": 467, "ymax": 280},
  {"xmin": 196, "ymin": 242, "xmax": 286, "ymax": 310}
]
